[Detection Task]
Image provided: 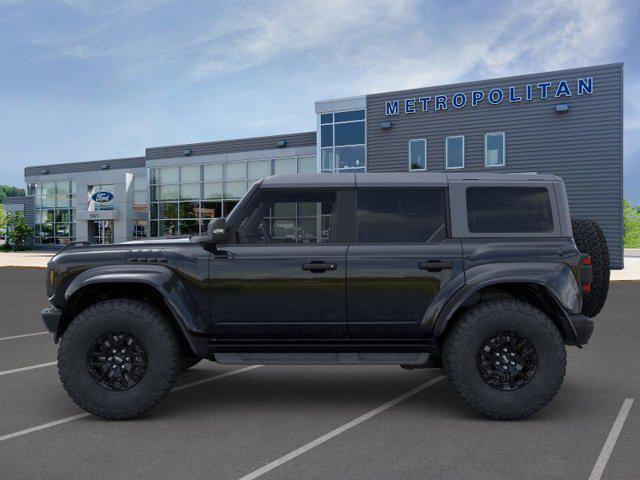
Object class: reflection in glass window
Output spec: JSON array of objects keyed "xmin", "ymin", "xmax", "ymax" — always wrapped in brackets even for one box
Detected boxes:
[
  {"xmin": 32, "ymin": 180, "xmax": 76, "ymax": 245},
  {"xmin": 446, "ymin": 136, "xmax": 464, "ymax": 169},
  {"xmin": 237, "ymin": 190, "xmax": 336, "ymax": 244},
  {"xmin": 408, "ymin": 139, "xmax": 426, "ymax": 171},
  {"xmin": 148, "ymin": 155, "xmax": 316, "ymax": 238},
  {"xmin": 356, "ymin": 189, "xmax": 446, "ymax": 243},
  {"xmin": 319, "ymin": 109, "xmax": 366, "ymax": 173},
  {"xmin": 485, "ymin": 132, "xmax": 505, "ymax": 167}
]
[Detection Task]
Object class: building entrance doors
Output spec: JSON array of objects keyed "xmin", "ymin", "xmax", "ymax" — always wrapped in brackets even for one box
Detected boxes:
[{"xmin": 90, "ymin": 220, "xmax": 114, "ymax": 244}]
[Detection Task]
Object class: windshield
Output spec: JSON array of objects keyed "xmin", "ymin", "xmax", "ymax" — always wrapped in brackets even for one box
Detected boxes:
[{"xmin": 226, "ymin": 180, "xmax": 261, "ymax": 226}]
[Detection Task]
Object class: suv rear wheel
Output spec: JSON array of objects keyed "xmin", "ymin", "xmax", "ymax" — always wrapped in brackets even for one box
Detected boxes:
[
  {"xmin": 58, "ymin": 298, "xmax": 182, "ymax": 420},
  {"xmin": 443, "ymin": 299, "xmax": 566, "ymax": 420}
]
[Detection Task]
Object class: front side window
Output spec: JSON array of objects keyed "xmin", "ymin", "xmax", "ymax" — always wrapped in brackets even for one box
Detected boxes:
[
  {"xmin": 356, "ymin": 189, "xmax": 446, "ymax": 243},
  {"xmin": 466, "ymin": 187, "xmax": 553, "ymax": 233},
  {"xmin": 408, "ymin": 139, "xmax": 426, "ymax": 171},
  {"xmin": 485, "ymin": 132, "xmax": 505, "ymax": 167},
  {"xmin": 320, "ymin": 109, "xmax": 366, "ymax": 173},
  {"xmin": 236, "ymin": 189, "xmax": 337, "ymax": 244},
  {"xmin": 446, "ymin": 136, "xmax": 464, "ymax": 169}
]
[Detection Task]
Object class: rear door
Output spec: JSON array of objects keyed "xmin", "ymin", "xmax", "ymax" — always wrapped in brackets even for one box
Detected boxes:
[{"xmin": 346, "ymin": 187, "xmax": 463, "ymax": 339}]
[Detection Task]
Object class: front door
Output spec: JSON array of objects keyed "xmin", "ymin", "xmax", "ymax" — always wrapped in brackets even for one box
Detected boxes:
[
  {"xmin": 211, "ymin": 188, "xmax": 349, "ymax": 340},
  {"xmin": 346, "ymin": 188, "xmax": 463, "ymax": 339}
]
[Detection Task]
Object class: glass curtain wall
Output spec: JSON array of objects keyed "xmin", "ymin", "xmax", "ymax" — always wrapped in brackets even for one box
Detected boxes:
[
  {"xmin": 320, "ymin": 110, "xmax": 366, "ymax": 173},
  {"xmin": 149, "ymin": 156, "xmax": 316, "ymax": 238},
  {"xmin": 28, "ymin": 180, "xmax": 76, "ymax": 245}
]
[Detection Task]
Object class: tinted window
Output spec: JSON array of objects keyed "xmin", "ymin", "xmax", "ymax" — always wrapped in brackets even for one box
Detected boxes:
[
  {"xmin": 356, "ymin": 189, "xmax": 446, "ymax": 243},
  {"xmin": 335, "ymin": 110, "xmax": 365, "ymax": 122},
  {"xmin": 466, "ymin": 187, "xmax": 553, "ymax": 233},
  {"xmin": 408, "ymin": 139, "xmax": 426, "ymax": 171},
  {"xmin": 335, "ymin": 122, "xmax": 365, "ymax": 146},
  {"xmin": 237, "ymin": 190, "xmax": 336, "ymax": 244}
]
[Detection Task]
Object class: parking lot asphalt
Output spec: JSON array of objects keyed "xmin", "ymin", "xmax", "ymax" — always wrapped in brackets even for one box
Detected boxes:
[{"xmin": 0, "ymin": 267, "xmax": 637, "ymax": 480}]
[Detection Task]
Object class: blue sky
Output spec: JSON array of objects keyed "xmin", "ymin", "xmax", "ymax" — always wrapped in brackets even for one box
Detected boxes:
[{"xmin": 1, "ymin": 0, "xmax": 639, "ymax": 200}]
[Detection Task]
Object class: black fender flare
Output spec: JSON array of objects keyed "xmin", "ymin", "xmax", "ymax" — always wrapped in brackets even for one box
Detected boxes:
[
  {"xmin": 428, "ymin": 262, "xmax": 582, "ymax": 343},
  {"xmin": 64, "ymin": 264, "xmax": 209, "ymax": 355}
]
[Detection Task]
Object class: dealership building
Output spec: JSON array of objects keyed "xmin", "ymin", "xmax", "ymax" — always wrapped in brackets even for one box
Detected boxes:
[{"xmin": 13, "ymin": 63, "xmax": 623, "ymax": 267}]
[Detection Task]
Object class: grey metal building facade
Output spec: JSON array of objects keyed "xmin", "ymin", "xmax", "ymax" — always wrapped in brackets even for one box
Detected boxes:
[{"xmin": 20, "ymin": 63, "xmax": 623, "ymax": 267}]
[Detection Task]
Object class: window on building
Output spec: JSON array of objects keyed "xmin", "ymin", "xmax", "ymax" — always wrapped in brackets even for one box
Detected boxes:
[
  {"xmin": 320, "ymin": 110, "xmax": 366, "ymax": 173},
  {"xmin": 132, "ymin": 220, "xmax": 148, "ymax": 238},
  {"xmin": 149, "ymin": 156, "xmax": 317, "ymax": 238},
  {"xmin": 132, "ymin": 175, "xmax": 148, "ymax": 212},
  {"xmin": 356, "ymin": 189, "xmax": 447, "ymax": 243},
  {"xmin": 446, "ymin": 136, "xmax": 464, "ymax": 169},
  {"xmin": 236, "ymin": 190, "xmax": 336, "ymax": 244},
  {"xmin": 485, "ymin": 132, "xmax": 505, "ymax": 167},
  {"xmin": 32, "ymin": 180, "xmax": 76, "ymax": 245},
  {"xmin": 466, "ymin": 187, "xmax": 554, "ymax": 233},
  {"xmin": 408, "ymin": 139, "xmax": 427, "ymax": 171}
]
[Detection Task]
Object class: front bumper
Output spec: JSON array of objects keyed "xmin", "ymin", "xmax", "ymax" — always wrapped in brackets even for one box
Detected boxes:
[
  {"xmin": 567, "ymin": 313, "xmax": 594, "ymax": 346},
  {"xmin": 41, "ymin": 306, "xmax": 62, "ymax": 338}
]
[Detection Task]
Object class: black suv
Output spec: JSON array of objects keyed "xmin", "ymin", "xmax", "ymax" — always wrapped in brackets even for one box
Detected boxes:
[{"xmin": 42, "ymin": 173, "xmax": 609, "ymax": 420}]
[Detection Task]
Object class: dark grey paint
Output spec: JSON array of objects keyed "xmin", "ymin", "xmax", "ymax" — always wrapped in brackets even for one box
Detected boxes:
[
  {"xmin": 24, "ymin": 157, "xmax": 145, "ymax": 176},
  {"xmin": 366, "ymin": 63, "xmax": 623, "ymax": 268}
]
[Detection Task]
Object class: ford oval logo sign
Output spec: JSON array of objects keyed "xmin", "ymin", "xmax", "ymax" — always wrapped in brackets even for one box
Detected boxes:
[{"xmin": 91, "ymin": 191, "xmax": 114, "ymax": 203}]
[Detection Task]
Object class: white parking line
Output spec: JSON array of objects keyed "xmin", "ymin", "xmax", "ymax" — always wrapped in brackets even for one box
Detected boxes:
[
  {"xmin": 0, "ymin": 364, "xmax": 261, "ymax": 443},
  {"xmin": 588, "ymin": 398, "xmax": 634, "ymax": 480},
  {"xmin": 0, "ymin": 331, "xmax": 48, "ymax": 341},
  {"xmin": 237, "ymin": 375, "xmax": 445, "ymax": 480},
  {"xmin": 0, "ymin": 361, "xmax": 57, "ymax": 377}
]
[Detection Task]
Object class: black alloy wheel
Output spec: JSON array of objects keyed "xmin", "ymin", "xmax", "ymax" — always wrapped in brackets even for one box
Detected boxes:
[
  {"xmin": 87, "ymin": 331, "xmax": 147, "ymax": 391},
  {"xmin": 476, "ymin": 330, "xmax": 537, "ymax": 391}
]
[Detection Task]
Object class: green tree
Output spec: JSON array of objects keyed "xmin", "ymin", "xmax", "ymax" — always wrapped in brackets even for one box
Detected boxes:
[
  {"xmin": 0, "ymin": 203, "xmax": 6, "ymax": 232},
  {"xmin": 0, "ymin": 185, "xmax": 25, "ymax": 203},
  {"xmin": 5, "ymin": 213, "xmax": 32, "ymax": 251},
  {"xmin": 623, "ymin": 198, "xmax": 640, "ymax": 248}
]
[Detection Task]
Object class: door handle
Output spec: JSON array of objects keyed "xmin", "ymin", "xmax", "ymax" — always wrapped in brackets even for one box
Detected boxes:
[
  {"xmin": 418, "ymin": 261, "xmax": 453, "ymax": 272},
  {"xmin": 302, "ymin": 262, "xmax": 337, "ymax": 272}
]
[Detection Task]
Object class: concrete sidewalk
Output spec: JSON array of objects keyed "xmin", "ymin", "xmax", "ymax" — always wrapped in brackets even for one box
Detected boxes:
[{"xmin": 1, "ymin": 250, "xmax": 639, "ymax": 280}]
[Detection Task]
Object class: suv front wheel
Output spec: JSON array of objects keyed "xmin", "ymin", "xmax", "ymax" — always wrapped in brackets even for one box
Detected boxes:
[
  {"xmin": 58, "ymin": 298, "xmax": 183, "ymax": 420},
  {"xmin": 443, "ymin": 299, "xmax": 566, "ymax": 420}
]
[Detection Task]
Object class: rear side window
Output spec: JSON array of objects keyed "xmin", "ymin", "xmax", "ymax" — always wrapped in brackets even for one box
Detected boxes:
[
  {"xmin": 466, "ymin": 187, "xmax": 554, "ymax": 233},
  {"xmin": 356, "ymin": 189, "xmax": 447, "ymax": 243}
]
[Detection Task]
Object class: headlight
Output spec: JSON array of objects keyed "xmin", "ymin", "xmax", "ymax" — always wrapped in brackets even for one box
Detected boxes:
[{"xmin": 48, "ymin": 269, "xmax": 55, "ymax": 288}]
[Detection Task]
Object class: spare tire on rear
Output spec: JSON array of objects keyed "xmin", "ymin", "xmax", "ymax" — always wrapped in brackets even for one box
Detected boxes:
[{"xmin": 571, "ymin": 217, "xmax": 610, "ymax": 317}]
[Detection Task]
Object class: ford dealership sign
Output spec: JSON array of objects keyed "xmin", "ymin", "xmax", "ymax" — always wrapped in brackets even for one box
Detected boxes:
[
  {"xmin": 91, "ymin": 191, "xmax": 115, "ymax": 203},
  {"xmin": 385, "ymin": 77, "xmax": 594, "ymax": 116}
]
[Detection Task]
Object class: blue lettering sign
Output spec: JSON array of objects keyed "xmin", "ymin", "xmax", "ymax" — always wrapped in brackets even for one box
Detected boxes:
[
  {"xmin": 405, "ymin": 98, "xmax": 416, "ymax": 113},
  {"xmin": 385, "ymin": 100, "xmax": 399, "ymax": 115},
  {"xmin": 382, "ymin": 75, "xmax": 594, "ymax": 116},
  {"xmin": 509, "ymin": 86, "xmax": 522, "ymax": 102},
  {"xmin": 489, "ymin": 88, "xmax": 504, "ymax": 104},
  {"xmin": 418, "ymin": 96, "xmax": 430, "ymax": 111},
  {"xmin": 452, "ymin": 92, "xmax": 467, "ymax": 108},
  {"xmin": 472, "ymin": 90, "xmax": 484, "ymax": 106},
  {"xmin": 577, "ymin": 77, "xmax": 593, "ymax": 95},
  {"xmin": 435, "ymin": 95, "xmax": 447, "ymax": 111},
  {"xmin": 537, "ymin": 82, "xmax": 552, "ymax": 99},
  {"xmin": 555, "ymin": 80, "xmax": 572, "ymax": 97}
]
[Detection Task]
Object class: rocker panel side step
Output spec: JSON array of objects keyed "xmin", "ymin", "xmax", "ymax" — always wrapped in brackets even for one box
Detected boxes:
[{"xmin": 214, "ymin": 352, "xmax": 430, "ymax": 365}]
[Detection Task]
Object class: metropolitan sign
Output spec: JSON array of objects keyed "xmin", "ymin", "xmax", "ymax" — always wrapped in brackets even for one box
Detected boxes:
[{"xmin": 384, "ymin": 77, "xmax": 594, "ymax": 116}]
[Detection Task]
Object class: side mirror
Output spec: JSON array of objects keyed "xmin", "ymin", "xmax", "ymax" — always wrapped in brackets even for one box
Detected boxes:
[{"xmin": 208, "ymin": 217, "xmax": 228, "ymax": 244}]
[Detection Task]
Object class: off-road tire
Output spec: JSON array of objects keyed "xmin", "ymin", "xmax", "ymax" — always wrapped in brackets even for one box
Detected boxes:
[
  {"xmin": 58, "ymin": 299, "xmax": 182, "ymax": 420},
  {"xmin": 571, "ymin": 217, "xmax": 610, "ymax": 317},
  {"xmin": 181, "ymin": 356, "xmax": 203, "ymax": 371},
  {"xmin": 443, "ymin": 299, "xmax": 566, "ymax": 420}
]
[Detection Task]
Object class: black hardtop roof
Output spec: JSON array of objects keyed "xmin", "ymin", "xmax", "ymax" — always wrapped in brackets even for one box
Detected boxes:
[{"xmin": 260, "ymin": 172, "xmax": 561, "ymax": 189}]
